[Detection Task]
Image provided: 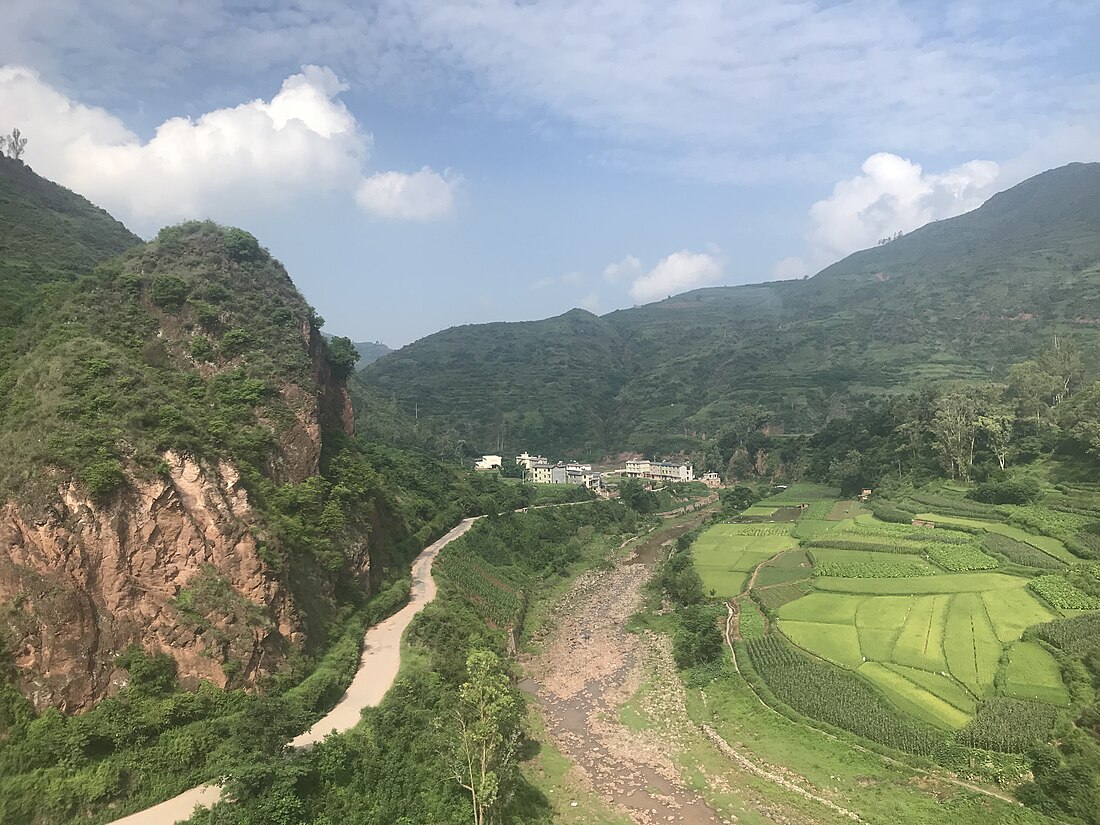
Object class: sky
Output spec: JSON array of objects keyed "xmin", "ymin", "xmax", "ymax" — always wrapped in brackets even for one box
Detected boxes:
[{"xmin": 3, "ymin": 1, "xmax": 1099, "ymax": 346}]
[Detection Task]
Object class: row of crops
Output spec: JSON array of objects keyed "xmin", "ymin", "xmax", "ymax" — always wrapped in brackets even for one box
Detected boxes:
[{"xmin": 1028, "ymin": 575, "xmax": 1100, "ymax": 609}]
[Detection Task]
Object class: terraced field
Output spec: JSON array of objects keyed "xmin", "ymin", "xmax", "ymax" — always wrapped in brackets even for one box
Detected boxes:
[
  {"xmin": 693, "ymin": 523, "xmax": 799, "ymax": 597},
  {"xmin": 708, "ymin": 488, "xmax": 1083, "ymax": 742}
]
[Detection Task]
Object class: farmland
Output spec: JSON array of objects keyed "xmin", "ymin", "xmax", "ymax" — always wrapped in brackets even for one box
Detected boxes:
[{"xmin": 692, "ymin": 482, "xmax": 1093, "ymax": 780}]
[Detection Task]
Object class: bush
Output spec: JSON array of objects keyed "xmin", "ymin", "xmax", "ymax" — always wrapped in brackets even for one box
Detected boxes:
[
  {"xmin": 150, "ymin": 275, "xmax": 188, "ymax": 310},
  {"xmin": 82, "ymin": 459, "xmax": 126, "ymax": 499},
  {"xmin": 220, "ymin": 327, "xmax": 251, "ymax": 357},
  {"xmin": 969, "ymin": 479, "xmax": 1039, "ymax": 505},
  {"xmin": 223, "ymin": 228, "xmax": 263, "ymax": 262},
  {"xmin": 673, "ymin": 605, "xmax": 724, "ymax": 668}
]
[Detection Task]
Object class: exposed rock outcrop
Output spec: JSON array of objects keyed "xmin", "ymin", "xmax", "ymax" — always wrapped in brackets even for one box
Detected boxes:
[{"xmin": 0, "ymin": 452, "xmax": 297, "ymax": 712}]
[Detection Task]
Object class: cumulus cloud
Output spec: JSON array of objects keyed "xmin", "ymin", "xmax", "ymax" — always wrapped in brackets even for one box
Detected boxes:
[
  {"xmin": 630, "ymin": 250, "xmax": 723, "ymax": 304},
  {"xmin": 804, "ymin": 152, "xmax": 1002, "ymax": 265},
  {"xmin": 602, "ymin": 254, "xmax": 642, "ymax": 282},
  {"xmin": 355, "ymin": 167, "xmax": 460, "ymax": 220},
  {"xmin": 0, "ymin": 64, "xmax": 458, "ymax": 230}
]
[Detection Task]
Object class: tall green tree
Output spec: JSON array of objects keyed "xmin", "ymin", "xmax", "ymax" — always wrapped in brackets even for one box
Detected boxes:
[
  {"xmin": 448, "ymin": 649, "xmax": 523, "ymax": 825},
  {"xmin": 930, "ymin": 389, "xmax": 981, "ymax": 480},
  {"xmin": 977, "ymin": 392, "xmax": 1015, "ymax": 470}
]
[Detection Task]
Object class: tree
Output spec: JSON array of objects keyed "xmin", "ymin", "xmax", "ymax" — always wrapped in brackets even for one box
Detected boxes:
[
  {"xmin": 1036, "ymin": 335, "xmax": 1082, "ymax": 405},
  {"xmin": 449, "ymin": 649, "xmax": 523, "ymax": 825},
  {"xmin": 2, "ymin": 127, "xmax": 27, "ymax": 160},
  {"xmin": 930, "ymin": 389, "xmax": 981, "ymax": 480},
  {"xmin": 977, "ymin": 393, "xmax": 1015, "ymax": 471},
  {"xmin": 328, "ymin": 336, "xmax": 360, "ymax": 379},
  {"xmin": 1007, "ymin": 360, "xmax": 1059, "ymax": 427}
]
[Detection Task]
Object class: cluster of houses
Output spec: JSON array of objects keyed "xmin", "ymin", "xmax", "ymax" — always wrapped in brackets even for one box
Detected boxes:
[{"xmin": 476, "ymin": 451, "xmax": 713, "ymax": 491}]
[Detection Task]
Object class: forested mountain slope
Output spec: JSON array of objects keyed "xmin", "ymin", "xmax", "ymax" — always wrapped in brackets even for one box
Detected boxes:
[{"xmin": 362, "ymin": 163, "xmax": 1100, "ymax": 456}]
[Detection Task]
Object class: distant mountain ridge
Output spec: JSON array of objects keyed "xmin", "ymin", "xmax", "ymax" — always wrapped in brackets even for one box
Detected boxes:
[
  {"xmin": 362, "ymin": 162, "xmax": 1100, "ymax": 457},
  {"xmin": 353, "ymin": 340, "xmax": 391, "ymax": 365}
]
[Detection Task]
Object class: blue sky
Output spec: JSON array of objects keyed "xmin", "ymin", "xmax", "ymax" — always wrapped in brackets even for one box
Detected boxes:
[{"xmin": 3, "ymin": 1, "xmax": 1099, "ymax": 345}]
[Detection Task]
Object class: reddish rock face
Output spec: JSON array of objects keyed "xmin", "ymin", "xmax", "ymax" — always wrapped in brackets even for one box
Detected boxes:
[
  {"xmin": 0, "ymin": 324, "xmax": 358, "ymax": 713},
  {"xmin": 0, "ymin": 453, "xmax": 298, "ymax": 712}
]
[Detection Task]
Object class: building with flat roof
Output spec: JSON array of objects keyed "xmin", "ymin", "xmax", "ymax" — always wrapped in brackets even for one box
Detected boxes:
[
  {"xmin": 623, "ymin": 459, "xmax": 694, "ymax": 483},
  {"xmin": 475, "ymin": 455, "xmax": 502, "ymax": 470}
]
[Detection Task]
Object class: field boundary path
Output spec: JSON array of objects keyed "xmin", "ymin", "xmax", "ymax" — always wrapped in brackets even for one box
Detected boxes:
[{"xmin": 107, "ymin": 517, "xmax": 480, "ymax": 825}]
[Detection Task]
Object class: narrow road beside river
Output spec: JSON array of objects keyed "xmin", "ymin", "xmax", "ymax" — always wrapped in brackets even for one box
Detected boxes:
[{"xmin": 108, "ymin": 517, "xmax": 479, "ymax": 825}]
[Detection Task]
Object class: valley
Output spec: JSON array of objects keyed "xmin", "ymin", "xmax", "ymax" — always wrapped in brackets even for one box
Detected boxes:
[{"xmin": 2, "ymin": 153, "xmax": 1099, "ymax": 825}]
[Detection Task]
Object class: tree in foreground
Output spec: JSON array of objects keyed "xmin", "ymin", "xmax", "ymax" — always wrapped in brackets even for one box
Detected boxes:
[{"xmin": 448, "ymin": 649, "xmax": 523, "ymax": 825}]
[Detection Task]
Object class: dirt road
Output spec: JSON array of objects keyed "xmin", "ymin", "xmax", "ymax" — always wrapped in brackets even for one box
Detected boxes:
[{"xmin": 107, "ymin": 517, "xmax": 478, "ymax": 825}]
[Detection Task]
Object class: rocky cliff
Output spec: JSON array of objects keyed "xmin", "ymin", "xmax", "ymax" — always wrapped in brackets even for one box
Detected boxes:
[{"xmin": 0, "ymin": 207, "xmax": 371, "ymax": 712}]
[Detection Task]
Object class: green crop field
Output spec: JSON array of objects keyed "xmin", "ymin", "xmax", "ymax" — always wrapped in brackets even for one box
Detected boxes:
[
  {"xmin": 981, "ymin": 589, "xmax": 1056, "ymax": 643},
  {"xmin": 1001, "ymin": 641, "xmax": 1070, "ymax": 705},
  {"xmin": 891, "ymin": 595, "xmax": 950, "ymax": 671},
  {"xmin": 857, "ymin": 662, "xmax": 970, "ymax": 730},
  {"xmin": 777, "ymin": 591, "xmax": 862, "ymax": 624},
  {"xmin": 693, "ymin": 524, "xmax": 798, "ymax": 597},
  {"xmin": 781, "ymin": 620, "xmax": 864, "ymax": 667},
  {"xmin": 942, "ymin": 593, "xmax": 1002, "ymax": 696},
  {"xmin": 812, "ymin": 572, "xmax": 1028, "ymax": 594},
  {"xmin": 881, "ymin": 663, "xmax": 976, "ymax": 713},
  {"xmin": 913, "ymin": 513, "xmax": 1079, "ymax": 564},
  {"xmin": 810, "ymin": 547, "xmax": 938, "ymax": 578},
  {"xmin": 826, "ymin": 500, "xmax": 870, "ymax": 520},
  {"xmin": 753, "ymin": 550, "xmax": 812, "ymax": 587}
]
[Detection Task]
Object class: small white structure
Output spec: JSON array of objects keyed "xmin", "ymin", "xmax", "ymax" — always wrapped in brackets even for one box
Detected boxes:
[
  {"xmin": 700, "ymin": 472, "xmax": 722, "ymax": 488},
  {"xmin": 475, "ymin": 455, "xmax": 503, "ymax": 470}
]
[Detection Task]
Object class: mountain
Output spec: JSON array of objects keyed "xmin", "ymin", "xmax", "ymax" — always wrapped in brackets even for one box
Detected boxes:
[
  {"xmin": 353, "ymin": 340, "xmax": 392, "ymax": 365},
  {"xmin": 0, "ymin": 161, "xmax": 396, "ymax": 712},
  {"xmin": 362, "ymin": 162, "xmax": 1100, "ymax": 457}
]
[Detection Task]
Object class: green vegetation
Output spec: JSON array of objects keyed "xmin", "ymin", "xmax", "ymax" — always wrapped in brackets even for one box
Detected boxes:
[{"xmin": 363, "ymin": 163, "xmax": 1100, "ymax": 463}]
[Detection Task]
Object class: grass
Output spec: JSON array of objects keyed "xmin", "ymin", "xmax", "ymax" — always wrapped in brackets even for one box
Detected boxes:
[
  {"xmin": 690, "ymin": 665, "xmax": 1046, "ymax": 825},
  {"xmin": 1001, "ymin": 642, "xmax": 1070, "ymax": 706}
]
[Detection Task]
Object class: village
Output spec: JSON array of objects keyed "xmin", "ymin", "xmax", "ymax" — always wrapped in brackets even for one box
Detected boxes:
[{"xmin": 474, "ymin": 451, "xmax": 723, "ymax": 491}]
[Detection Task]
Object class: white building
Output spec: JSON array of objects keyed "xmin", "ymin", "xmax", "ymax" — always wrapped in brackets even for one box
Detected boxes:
[
  {"xmin": 700, "ymin": 472, "xmax": 722, "ymax": 488},
  {"xmin": 529, "ymin": 461, "xmax": 603, "ymax": 489},
  {"xmin": 475, "ymin": 455, "xmax": 503, "ymax": 470},
  {"xmin": 515, "ymin": 451, "xmax": 548, "ymax": 470},
  {"xmin": 623, "ymin": 459, "xmax": 694, "ymax": 483}
]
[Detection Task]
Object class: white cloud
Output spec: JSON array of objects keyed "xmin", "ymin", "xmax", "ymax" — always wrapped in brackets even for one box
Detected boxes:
[
  {"xmin": 630, "ymin": 250, "xmax": 723, "ymax": 304},
  {"xmin": 355, "ymin": 167, "xmax": 459, "ymax": 220},
  {"xmin": 771, "ymin": 256, "xmax": 808, "ymax": 281},
  {"xmin": 804, "ymin": 152, "xmax": 1002, "ymax": 265},
  {"xmin": 602, "ymin": 254, "xmax": 642, "ymax": 282},
  {"xmin": 0, "ymin": 64, "xmax": 457, "ymax": 231}
]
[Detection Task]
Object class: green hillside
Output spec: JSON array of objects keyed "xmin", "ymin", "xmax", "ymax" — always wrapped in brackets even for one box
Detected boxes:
[
  {"xmin": 363, "ymin": 163, "xmax": 1100, "ymax": 456},
  {"xmin": 353, "ymin": 339, "xmax": 391, "ymax": 365}
]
